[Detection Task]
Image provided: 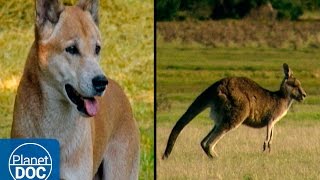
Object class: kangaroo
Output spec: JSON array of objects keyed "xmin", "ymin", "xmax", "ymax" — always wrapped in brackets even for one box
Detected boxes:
[
  {"xmin": 162, "ymin": 63, "xmax": 306, "ymax": 159},
  {"xmin": 11, "ymin": 0, "xmax": 140, "ymax": 179}
]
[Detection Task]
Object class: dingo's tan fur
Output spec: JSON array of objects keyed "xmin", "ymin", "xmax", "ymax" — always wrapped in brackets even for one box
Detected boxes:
[
  {"xmin": 11, "ymin": 0, "xmax": 139, "ymax": 179},
  {"xmin": 163, "ymin": 63, "xmax": 306, "ymax": 159}
]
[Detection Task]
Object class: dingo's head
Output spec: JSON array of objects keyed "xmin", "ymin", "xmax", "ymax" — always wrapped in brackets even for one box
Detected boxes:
[
  {"xmin": 35, "ymin": 0, "xmax": 107, "ymax": 117},
  {"xmin": 281, "ymin": 63, "xmax": 306, "ymax": 102}
]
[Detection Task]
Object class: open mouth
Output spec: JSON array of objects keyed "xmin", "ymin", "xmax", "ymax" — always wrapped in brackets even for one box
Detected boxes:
[{"xmin": 65, "ymin": 84, "xmax": 98, "ymax": 117}]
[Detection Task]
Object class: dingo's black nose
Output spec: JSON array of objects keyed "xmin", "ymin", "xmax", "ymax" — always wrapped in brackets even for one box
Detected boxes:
[{"xmin": 92, "ymin": 75, "xmax": 108, "ymax": 93}]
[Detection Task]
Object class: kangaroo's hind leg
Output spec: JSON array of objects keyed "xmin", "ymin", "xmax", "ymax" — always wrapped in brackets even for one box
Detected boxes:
[
  {"xmin": 200, "ymin": 125, "xmax": 226, "ymax": 158},
  {"xmin": 202, "ymin": 103, "xmax": 249, "ymax": 158},
  {"xmin": 201, "ymin": 125, "xmax": 216, "ymax": 151}
]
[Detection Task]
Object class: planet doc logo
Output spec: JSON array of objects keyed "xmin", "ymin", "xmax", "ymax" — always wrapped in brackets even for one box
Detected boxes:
[{"xmin": 8, "ymin": 143, "xmax": 52, "ymax": 180}]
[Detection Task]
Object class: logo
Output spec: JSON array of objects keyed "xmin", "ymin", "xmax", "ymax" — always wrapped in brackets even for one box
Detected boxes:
[
  {"xmin": 0, "ymin": 139, "xmax": 59, "ymax": 180},
  {"xmin": 9, "ymin": 143, "xmax": 52, "ymax": 180}
]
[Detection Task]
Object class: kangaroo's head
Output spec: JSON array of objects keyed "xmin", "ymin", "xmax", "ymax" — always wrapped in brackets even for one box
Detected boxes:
[{"xmin": 281, "ymin": 63, "xmax": 306, "ymax": 102}]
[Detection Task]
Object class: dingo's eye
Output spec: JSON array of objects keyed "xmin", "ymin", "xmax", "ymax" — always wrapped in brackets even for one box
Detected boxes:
[
  {"xmin": 95, "ymin": 45, "xmax": 101, "ymax": 55},
  {"xmin": 66, "ymin": 45, "xmax": 79, "ymax": 55}
]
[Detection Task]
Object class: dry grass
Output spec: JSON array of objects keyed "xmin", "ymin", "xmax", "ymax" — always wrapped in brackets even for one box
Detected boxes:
[
  {"xmin": 157, "ymin": 121, "xmax": 320, "ymax": 179},
  {"xmin": 156, "ymin": 43, "xmax": 320, "ymax": 179},
  {"xmin": 157, "ymin": 20, "xmax": 320, "ymax": 49}
]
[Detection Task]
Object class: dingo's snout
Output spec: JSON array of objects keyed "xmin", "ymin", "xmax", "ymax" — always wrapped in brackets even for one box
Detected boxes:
[{"xmin": 92, "ymin": 75, "xmax": 108, "ymax": 95}]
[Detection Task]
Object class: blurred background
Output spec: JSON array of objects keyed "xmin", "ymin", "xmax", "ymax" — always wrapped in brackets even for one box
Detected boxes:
[
  {"xmin": 0, "ymin": 0, "xmax": 153, "ymax": 179},
  {"xmin": 156, "ymin": 0, "xmax": 320, "ymax": 179}
]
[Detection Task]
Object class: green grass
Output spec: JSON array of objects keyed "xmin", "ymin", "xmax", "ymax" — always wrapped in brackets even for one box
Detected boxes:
[
  {"xmin": 157, "ymin": 43, "xmax": 320, "ymax": 179},
  {"xmin": 0, "ymin": 0, "xmax": 153, "ymax": 179}
]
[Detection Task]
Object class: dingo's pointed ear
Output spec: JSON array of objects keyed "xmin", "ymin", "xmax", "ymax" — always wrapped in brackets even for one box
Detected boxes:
[
  {"xmin": 77, "ymin": 0, "xmax": 99, "ymax": 25},
  {"xmin": 283, "ymin": 63, "xmax": 292, "ymax": 79},
  {"xmin": 36, "ymin": 0, "xmax": 64, "ymax": 29}
]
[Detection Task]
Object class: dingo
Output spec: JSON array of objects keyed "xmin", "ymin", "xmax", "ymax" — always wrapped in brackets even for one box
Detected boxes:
[{"xmin": 11, "ymin": 0, "xmax": 139, "ymax": 179}]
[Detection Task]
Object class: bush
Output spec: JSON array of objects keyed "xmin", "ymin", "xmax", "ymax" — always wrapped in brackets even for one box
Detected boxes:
[
  {"xmin": 156, "ymin": 0, "xmax": 181, "ymax": 21},
  {"xmin": 271, "ymin": 0, "xmax": 303, "ymax": 20},
  {"xmin": 180, "ymin": 0, "xmax": 214, "ymax": 20},
  {"xmin": 210, "ymin": 0, "xmax": 267, "ymax": 19},
  {"xmin": 156, "ymin": 0, "xmax": 303, "ymax": 21},
  {"xmin": 301, "ymin": 0, "xmax": 320, "ymax": 11},
  {"xmin": 210, "ymin": 0, "xmax": 303, "ymax": 20}
]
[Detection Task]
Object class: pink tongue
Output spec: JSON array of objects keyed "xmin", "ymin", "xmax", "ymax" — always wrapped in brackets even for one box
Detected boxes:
[{"xmin": 84, "ymin": 99, "xmax": 98, "ymax": 117}]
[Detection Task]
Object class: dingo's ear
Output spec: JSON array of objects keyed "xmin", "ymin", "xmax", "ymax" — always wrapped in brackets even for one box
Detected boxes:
[
  {"xmin": 283, "ymin": 63, "xmax": 292, "ymax": 79},
  {"xmin": 36, "ymin": 0, "xmax": 64, "ymax": 29},
  {"xmin": 77, "ymin": 0, "xmax": 99, "ymax": 25}
]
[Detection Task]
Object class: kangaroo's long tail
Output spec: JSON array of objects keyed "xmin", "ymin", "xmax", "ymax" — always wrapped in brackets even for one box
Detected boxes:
[{"xmin": 162, "ymin": 89, "xmax": 212, "ymax": 160}]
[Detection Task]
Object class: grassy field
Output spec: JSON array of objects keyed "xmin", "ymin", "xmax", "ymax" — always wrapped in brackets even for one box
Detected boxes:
[
  {"xmin": 0, "ymin": 0, "xmax": 153, "ymax": 179},
  {"xmin": 157, "ymin": 43, "xmax": 320, "ymax": 179}
]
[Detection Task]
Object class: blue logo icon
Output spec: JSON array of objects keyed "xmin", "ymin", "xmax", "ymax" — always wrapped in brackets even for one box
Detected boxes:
[
  {"xmin": 0, "ymin": 139, "xmax": 59, "ymax": 180},
  {"xmin": 9, "ymin": 143, "xmax": 52, "ymax": 180}
]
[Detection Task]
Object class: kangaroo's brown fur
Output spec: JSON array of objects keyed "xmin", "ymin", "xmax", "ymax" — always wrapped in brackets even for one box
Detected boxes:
[{"xmin": 163, "ymin": 63, "xmax": 306, "ymax": 159}]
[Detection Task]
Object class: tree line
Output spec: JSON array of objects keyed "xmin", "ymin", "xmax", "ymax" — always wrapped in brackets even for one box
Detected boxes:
[{"xmin": 157, "ymin": 0, "xmax": 320, "ymax": 21}]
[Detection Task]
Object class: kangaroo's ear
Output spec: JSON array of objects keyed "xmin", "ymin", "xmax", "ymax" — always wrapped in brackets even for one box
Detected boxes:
[
  {"xmin": 283, "ymin": 63, "xmax": 292, "ymax": 79},
  {"xmin": 36, "ymin": 0, "xmax": 64, "ymax": 32},
  {"xmin": 77, "ymin": 0, "xmax": 99, "ymax": 25}
]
